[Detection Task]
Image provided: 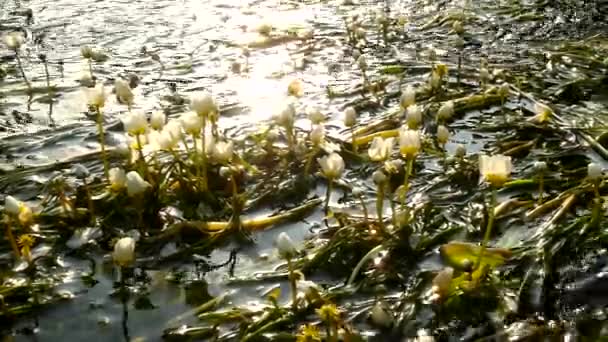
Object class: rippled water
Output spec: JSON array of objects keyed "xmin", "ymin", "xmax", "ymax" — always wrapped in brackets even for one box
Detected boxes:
[{"xmin": 1, "ymin": 0, "xmax": 608, "ymax": 340}]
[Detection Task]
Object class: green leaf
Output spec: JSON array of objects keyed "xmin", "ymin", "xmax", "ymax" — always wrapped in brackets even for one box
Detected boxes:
[{"xmin": 440, "ymin": 241, "xmax": 511, "ymax": 270}]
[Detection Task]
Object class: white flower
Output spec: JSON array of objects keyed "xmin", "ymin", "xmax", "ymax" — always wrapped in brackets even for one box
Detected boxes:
[
  {"xmin": 212, "ymin": 140, "xmax": 233, "ymax": 164},
  {"xmin": 126, "ymin": 171, "xmax": 150, "ymax": 197},
  {"xmin": 157, "ymin": 129, "xmax": 178, "ymax": 151},
  {"xmin": 190, "ymin": 91, "xmax": 218, "ymax": 117},
  {"xmin": 310, "ymin": 125, "xmax": 325, "ymax": 146},
  {"xmin": 588, "ymin": 162, "xmax": 602, "ymax": 180},
  {"xmin": 164, "ymin": 120, "xmax": 184, "ymax": 142},
  {"xmin": 479, "ymin": 154, "xmax": 512, "ymax": 187},
  {"xmin": 4, "ymin": 195, "xmax": 22, "ymax": 215},
  {"xmin": 398, "ymin": 128, "xmax": 421, "ymax": 158},
  {"xmin": 534, "ymin": 161, "xmax": 547, "ymax": 173},
  {"xmin": 4, "ymin": 32, "xmax": 24, "ymax": 50},
  {"xmin": 79, "ymin": 69, "xmax": 94, "ymax": 87},
  {"xmin": 113, "ymin": 237, "xmax": 135, "ymax": 267},
  {"xmin": 81, "ymin": 45, "xmax": 93, "ymax": 59},
  {"xmin": 372, "ymin": 169, "xmax": 387, "ymax": 185},
  {"xmin": 499, "ymin": 82, "xmax": 510, "ymax": 98},
  {"xmin": 452, "ymin": 21, "xmax": 464, "ymax": 35},
  {"xmin": 431, "ymin": 267, "xmax": 454, "ymax": 302},
  {"xmin": 180, "ymin": 112, "xmax": 203, "ymax": 135},
  {"xmin": 86, "ymin": 84, "xmax": 107, "ymax": 108},
  {"xmin": 307, "ymin": 107, "xmax": 325, "ymax": 124},
  {"xmin": 437, "ymin": 101, "xmax": 454, "ymax": 122},
  {"xmin": 318, "ymin": 152, "xmax": 345, "ymax": 180},
  {"xmin": 276, "ymin": 232, "xmax": 297, "ymax": 258},
  {"xmin": 115, "ymin": 79, "xmax": 134, "ymax": 106},
  {"xmin": 436, "ymin": 125, "xmax": 450, "ymax": 145},
  {"xmin": 122, "ymin": 111, "xmax": 148, "ymax": 135},
  {"xmin": 109, "ymin": 168, "xmax": 126, "ymax": 191},
  {"xmin": 480, "ymin": 68, "xmax": 490, "ymax": 83},
  {"xmin": 356, "ymin": 54, "xmax": 367, "ymax": 70},
  {"xmin": 406, "ymin": 104, "xmax": 423, "ymax": 129},
  {"xmin": 370, "ymin": 302, "xmax": 393, "ymax": 328},
  {"xmin": 150, "ymin": 111, "xmax": 166, "ymax": 130},
  {"xmin": 400, "ymin": 85, "xmax": 416, "ymax": 109},
  {"xmin": 368, "ymin": 137, "xmax": 394, "ymax": 162},
  {"xmin": 274, "ymin": 102, "xmax": 295, "ymax": 128},
  {"xmin": 344, "ymin": 107, "xmax": 357, "ymax": 127},
  {"xmin": 454, "ymin": 144, "xmax": 466, "ymax": 158},
  {"xmin": 354, "ymin": 27, "xmax": 366, "ymax": 40}
]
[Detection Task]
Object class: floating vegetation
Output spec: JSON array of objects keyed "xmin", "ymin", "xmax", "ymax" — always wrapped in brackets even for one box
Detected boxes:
[{"xmin": 1, "ymin": 0, "xmax": 608, "ymax": 340}]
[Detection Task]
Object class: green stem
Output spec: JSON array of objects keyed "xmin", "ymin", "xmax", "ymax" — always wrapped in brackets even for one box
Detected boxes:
[
  {"xmin": 135, "ymin": 133, "xmax": 147, "ymax": 177},
  {"xmin": 350, "ymin": 127, "xmax": 357, "ymax": 153},
  {"xmin": 87, "ymin": 58, "xmax": 93, "ymax": 79},
  {"xmin": 303, "ymin": 147, "xmax": 318, "ymax": 178},
  {"xmin": 5, "ymin": 219, "xmax": 21, "ymax": 259},
  {"xmin": 347, "ymin": 244, "xmax": 385, "ymax": 286},
  {"xmin": 286, "ymin": 257, "xmax": 297, "ymax": 311},
  {"xmin": 388, "ymin": 182, "xmax": 396, "ymax": 227},
  {"xmin": 376, "ymin": 184, "xmax": 385, "ymax": 233},
  {"xmin": 475, "ymin": 186, "xmax": 496, "ymax": 270},
  {"xmin": 324, "ymin": 180, "xmax": 333, "ymax": 215},
  {"xmin": 14, "ymin": 50, "xmax": 31, "ymax": 93},
  {"xmin": 201, "ymin": 116, "xmax": 208, "ymax": 191},
  {"xmin": 538, "ymin": 174, "xmax": 544, "ymax": 205},
  {"xmin": 192, "ymin": 134, "xmax": 201, "ymax": 187},
  {"xmin": 400, "ymin": 157, "xmax": 414, "ymax": 211},
  {"xmin": 43, "ymin": 60, "xmax": 51, "ymax": 90},
  {"xmin": 96, "ymin": 107, "xmax": 109, "ymax": 181},
  {"xmin": 357, "ymin": 194, "xmax": 369, "ymax": 225}
]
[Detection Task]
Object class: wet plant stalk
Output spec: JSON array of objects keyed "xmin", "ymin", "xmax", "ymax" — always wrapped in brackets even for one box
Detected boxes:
[
  {"xmin": 201, "ymin": 116, "xmax": 208, "ymax": 191},
  {"xmin": 95, "ymin": 107, "xmax": 110, "ymax": 181},
  {"xmin": 303, "ymin": 147, "xmax": 319, "ymax": 177},
  {"xmin": 135, "ymin": 133, "xmax": 147, "ymax": 177},
  {"xmin": 347, "ymin": 244, "xmax": 384, "ymax": 286},
  {"xmin": 87, "ymin": 58, "xmax": 93, "ymax": 79},
  {"xmin": 356, "ymin": 193, "xmax": 369, "ymax": 225},
  {"xmin": 537, "ymin": 173, "xmax": 544, "ymax": 205},
  {"xmin": 192, "ymin": 135, "xmax": 200, "ymax": 181},
  {"xmin": 43, "ymin": 59, "xmax": 51, "ymax": 91},
  {"xmin": 324, "ymin": 180, "xmax": 333, "ymax": 215},
  {"xmin": 388, "ymin": 183, "xmax": 397, "ymax": 227},
  {"xmin": 400, "ymin": 157, "xmax": 414, "ymax": 211},
  {"xmin": 13, "ymin": 51, "xmax": 32, "ymax": 93},
  {"xmin": 5, "ymin": 222, "xmax": 21, "ymax": 259},
  {"xmin": 376, "ymin": 184, "xmax": 385, "ymax": 233},
  {"xmin": 83, "ymin": 179, "xmax": 95, "ymax": 218},
  {"xmin": 286, "ymin": 258, "xmax": 297, "ymax": 311},
  {"xmin": 350, "ymin": 127, "xmax": 358, "ymax": 153},
  {"xmin": 475, "ymin": 186, "xmax": 496, "ymax": 269}
]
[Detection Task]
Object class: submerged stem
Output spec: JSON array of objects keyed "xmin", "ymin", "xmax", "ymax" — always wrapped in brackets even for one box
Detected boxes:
[
  {"xmin": 475, "ymin": 186, "xmax": 496, "ymax": 270},
  {"xmin": 14, "ymin": 50, "xmax": 31, "ymax": 93},
  {"xmin": 347, "ymin": 244, "xmax": 385, "ymax": 286},
  {"xmin": 400, "ymin": 157, "xmax": 414, "ymax": 211},
  {"xmin": 96, "ymin": 106, "xmax": 109, "ymax": 181},
  {"xmin": 538, "ymin": 174, "xmax": 544, "ymax": 205},
  {"xmin": 135, "ymin": 133, "xmax": 147, "ymax": 177},
  {"xmin": 201, "ymin": 116, "xmax": 208, "ymax": 191},
  {"xmin": 324, "ymin": 180, "xmax": 333, "ymax": 215},
  {"xmin": 376, "ymin": 183, "xmax": 385, "ymax": 233},
  {"xmin": 286, "ymin": 257, "xmax": 297, "ymax": 311},
  {"xmin": 5, "ymin": 220, "xmax": 21, "ymax": 259},
  {"xmin": 350, "ymin": 127, "xmax": 358, "ymax": 153}
]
